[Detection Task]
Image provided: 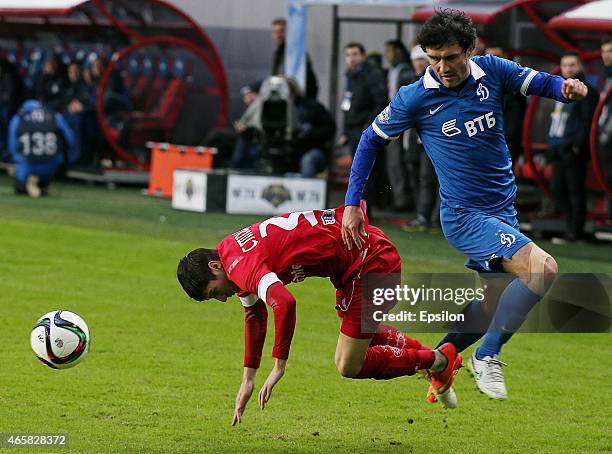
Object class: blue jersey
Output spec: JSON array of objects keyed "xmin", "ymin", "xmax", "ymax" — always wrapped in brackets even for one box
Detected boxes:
[{"xmin": 345, "ymin": 55, "xmax": 570, "ymax": 212}]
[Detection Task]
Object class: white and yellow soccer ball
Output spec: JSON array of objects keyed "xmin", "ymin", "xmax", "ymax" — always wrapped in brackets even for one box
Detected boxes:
[{"xmin": 30, "ymin": 311, "xmax": 90, "ymax": 369}]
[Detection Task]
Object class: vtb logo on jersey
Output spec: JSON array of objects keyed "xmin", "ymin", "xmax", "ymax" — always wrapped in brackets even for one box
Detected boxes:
[
  {"xmin": 477, "ymin": 83, "xmax": 489, "ymax": 101},
  {"xmin": 441, "ymin": 112, "xmax": 496, "ymax": 138},
  {"xmin": 441, "ymin": 119, "xmax": 462, "ymax": 137}
]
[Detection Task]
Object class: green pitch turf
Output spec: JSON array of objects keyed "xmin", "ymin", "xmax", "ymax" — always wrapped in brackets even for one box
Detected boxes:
[{"xmin": 0, "ymin": 177, "xmax": 610, "ymax": 453}]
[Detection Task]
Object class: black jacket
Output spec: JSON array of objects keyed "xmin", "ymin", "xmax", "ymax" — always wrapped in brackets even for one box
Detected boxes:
[
  {"xmin": 293, "ymin": 96, "xmax": 335, "ymax": 157},
  {"xmin": 548, "ymin": 74, "xmax": 599, "ymax": 160},
  {"xmin": 343, "ymin": 62, "xmax": 388, "ymax": 131},
  {"xmin": 35, "ymin": 73, "xmax": 68, "ymax": 112},
  {"xmin": 64, "ymin": 78, "xmax": 94, "ymax": 110}
]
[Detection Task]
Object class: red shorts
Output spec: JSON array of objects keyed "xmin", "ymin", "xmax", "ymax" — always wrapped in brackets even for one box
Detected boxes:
[{"xmin": 336, "ymin": 227, "xmax": 402, "ymax": 339}]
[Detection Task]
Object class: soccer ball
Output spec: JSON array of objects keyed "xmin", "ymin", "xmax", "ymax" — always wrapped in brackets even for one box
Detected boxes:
[{"xmin": 30, "ymin": 310, "xmax": 90, "ymax": 369}]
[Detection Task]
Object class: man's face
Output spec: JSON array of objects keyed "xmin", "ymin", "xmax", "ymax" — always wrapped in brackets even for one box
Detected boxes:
[
  {"xmin": 425, "ymin": 43, "xmax": 473, "ymax": 88},
  {"xmin": 384, "ymin": 45, "xmax": 396, "ymax": 65},
  {"xmin": 242, "ymin": 91, "xmax": 257, "ymax": 106},
  {"xmin": 92, "ymin": 59, "xmax": 104, "ymax": 78},
  {"xmin": 202, "ymin": 261, "xmax": 240, "ymax": 302},
  {"xmin": 411, "ymin": 57, "xmax": 428, "ymax": 76},
  {"xmin": 43, "ymin": 61, "xmax": 56, "ymax": 75},
  {"xmin": 602, "ymin": 42, "xmax": 612, "ymax": 67},
  {"xmin": 68, "ymin": 64, "xmax": 80, "ymax": 82},
  {"xmin": 272, "ymin": 23, "xmax": 285, "ymax": 46},
  {"xmin": 560, "ymin": 56, "xmax": 582, "ymax": 79},
  {"xmin": 344, "ymin": 47, "xmax": 365, "ymax": 71}
]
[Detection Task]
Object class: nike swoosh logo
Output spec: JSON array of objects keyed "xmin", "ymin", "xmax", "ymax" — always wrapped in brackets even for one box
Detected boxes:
[{"xmin": 429, "ymin": 104, "xmax": 444, "ymax": 115}]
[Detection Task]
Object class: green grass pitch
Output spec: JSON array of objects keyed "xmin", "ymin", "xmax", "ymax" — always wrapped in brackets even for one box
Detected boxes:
[{"xmin": 0, "ymin": 176, "xmax": 610, "ymax": 453}]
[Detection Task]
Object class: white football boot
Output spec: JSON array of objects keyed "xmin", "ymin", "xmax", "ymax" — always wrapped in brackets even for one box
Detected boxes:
[{"xmin": 467, "ymin": 352, "xmax": 508, "ymax": 399}]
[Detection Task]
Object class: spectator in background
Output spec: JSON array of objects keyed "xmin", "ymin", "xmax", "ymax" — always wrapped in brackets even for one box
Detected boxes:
[
  {"xmin": 228, "ymin": 83, "xmax": 264, "ymax": 170},
  {"xmin": 598, "ymin": 36, "xmax": 612, "ymax": 221},
  {"xmin": 472, "ymin": 37, "xmax": 486, "ymax": 57},
  {"xmin": 485, "ymin": 45, "xmax": 527, "ymax": 164},
  {"xmin": 82, "ymin": 55, "xmax": 128, "ymax": 166},
  {"xmin": 65, "ymin": 62, "xmax": 92, "ymax": 113},
  {"xmin": 366, "ymin": 52, "xmax": 384, "ymax": 73},
  {"xmin": 338, "ymin": 42, "xmax": 388, "ymax": 211},
  {"xmin": 35, "ymin": 55, "xmax": 67, "ymax": 112},
  {"xmin": 548, "ymin": 53, "xmax": 599, "ymax": 242},
  {"xmin": 271, "ymin": 17, "xmax": 319, "ymax": 99},
  {"xmin": 63, "ymin": 62, "xmax": 94, "ymax": 164},
  {"xmin": 384, "ymin": 40, "xmax": 414, "ymax": 100},
  {"xmin": 384, "ymin": 39, "xmax": 414, "ymax": 210},
  {"xmin": 287, "ymin": 79, "xmax": 335, "ymax": 178},
  {"xmin": 338, "ymin": 42, "xmax": 387, "ymax": 156},
  {"xmin": 0, "ymin": 57, "xmax": 23, "ymax": 159},
  {"xmin": 8, "ymin": 99, "xmax": 76, "ymax": 197},
  {"xmin": 405, "ymin": 45, "xmax": 440, "ymax": 231},
  {"xmin": 203, "ymin": 83, "xmax": 262, "ymax": 168}
]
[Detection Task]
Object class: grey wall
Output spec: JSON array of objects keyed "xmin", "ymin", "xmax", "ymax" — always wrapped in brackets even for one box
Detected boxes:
[{"xmin": 165, "ymin": 1, "xmax": 418, "ymax": 125}]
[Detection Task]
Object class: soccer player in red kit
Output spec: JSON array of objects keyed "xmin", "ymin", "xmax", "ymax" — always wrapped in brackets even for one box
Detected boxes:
[{"xmin": 177, "ymin": 204, "xmax": 461, "ymax": 424}]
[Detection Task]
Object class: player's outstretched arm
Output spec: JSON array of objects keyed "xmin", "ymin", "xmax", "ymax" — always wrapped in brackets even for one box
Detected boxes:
[
  {"xmin": 494, "ymin": 55, "xmax": 588, "ymax": 103},
  {"xmin": 343, "ymin": 125, "xmax": 389, "ymax": 250},
  {"xmin": 233, "ymin": 299, "xmax": 268, "ymax": 425},
  {"xmin": 232, "ymin": 367, "xmax": 257, "ymax": 426},
  {"xmin": 256, "ymin": 283, "xmax": 297, "ymax": 410}
]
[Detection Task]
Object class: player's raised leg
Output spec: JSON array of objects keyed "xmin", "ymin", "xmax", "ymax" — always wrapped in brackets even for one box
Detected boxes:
[
  {"xmin": 470, "ymin": 242, "xmax": 558, "ymax": 399},
  {"xmin": 334, "ymin": 332, "xmax": 447, "ymax": 379},
  {"xmin": 334, "ymin": 332, "xmax": 461, "ymax": 408}
]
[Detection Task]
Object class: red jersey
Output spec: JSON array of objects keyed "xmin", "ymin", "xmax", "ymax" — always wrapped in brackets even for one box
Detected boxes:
[
  {"xmin": 217, "ymin": 205, "xmax": 371, "ymax": 305},
  {"xmin": 217, "ymin": 204, "xmax": 397, "ymax": 368}
]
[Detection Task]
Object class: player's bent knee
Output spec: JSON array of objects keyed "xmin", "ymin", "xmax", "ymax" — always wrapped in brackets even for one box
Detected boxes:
[
  {"xmin": 528, "ymin": 247, "xmax": 557, "ymax": 295},
  {"xmin": 334, "ymin": 357, "xmax": 362, "ymax": 378},
  {"xmin": 544, "ymin": 256, "xmax": 558, "ymax": 276}
]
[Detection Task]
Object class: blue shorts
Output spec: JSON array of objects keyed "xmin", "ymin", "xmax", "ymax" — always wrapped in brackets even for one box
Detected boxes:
[
  {"xmin": 14, "ymin": 154, "xmax": 63, "ymax": 185},
  {"xmin": 440, "ymin": 205, "xmax": 532, "ymax": 273}
]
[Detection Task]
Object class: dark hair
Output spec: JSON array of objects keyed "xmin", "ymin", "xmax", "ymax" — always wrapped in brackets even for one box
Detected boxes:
[
  {"xmin": 176, "ymin": 248, "xmax": 220, "ymax": 301},
  {"xmin": 417, "ymin": 9, "xmax": 477, "ymax": 52},
  {"xmin": 385, "ymin": 39, "xmax": 409, "ymax": 56},
  {"xmin": 601, "ymin": 36, "xmax": 612, "ymax": 47},
  {"xmin": 344, "ymin": 41, "xmax": 366, "ymax": 54},
  {"xmin": 561, "ymin": 52, "xmax": 582, "ymax": 63},
  {"xmin": 272, "ymin": 17, "xmax": 286, "ymax": 27}
]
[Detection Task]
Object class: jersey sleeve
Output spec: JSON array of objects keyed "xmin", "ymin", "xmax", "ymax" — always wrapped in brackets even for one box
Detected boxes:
[
  {"xmin": 490, "ymin": 54, "xmax": 567, "ymax": 102},
  {"xmin": 218, "ymin": 236, "xmax": 281, "ymax": 303},
  {"xmin": 243, "ymin": 299, "xmax": 268, "ymax": 369},
  {"xmin": 266, "ymin": 282, "xmax": 297, "ymax": 360},
  {"xmin": 371, "ymin": 85, "xmax": 417, "ymax": 140}
]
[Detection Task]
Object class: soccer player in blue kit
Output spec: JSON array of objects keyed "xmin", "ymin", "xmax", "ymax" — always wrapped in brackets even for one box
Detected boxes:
[{"xmin": 341, "ymin": 10, "xmax": 588, "ymax": 400}]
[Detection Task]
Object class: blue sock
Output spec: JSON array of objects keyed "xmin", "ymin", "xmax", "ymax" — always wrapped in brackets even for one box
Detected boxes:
[
  {"xmin": 436, "ymin": 299, "xmax": 491, "ymax": 352},
  {"xmin": 476, "ymin": 278, "xmax": 541, "ymax": 360}
]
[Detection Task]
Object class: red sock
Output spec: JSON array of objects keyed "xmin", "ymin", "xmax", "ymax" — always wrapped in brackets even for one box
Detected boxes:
[
  {"xmin": 369, "ymin": 324, "xmax": 429, "ymax": 350},
  {"xmin": 356, "ymin": 345, "xmax": 435, "ymax": 380}
]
